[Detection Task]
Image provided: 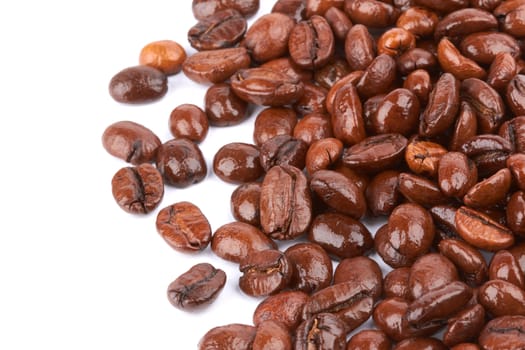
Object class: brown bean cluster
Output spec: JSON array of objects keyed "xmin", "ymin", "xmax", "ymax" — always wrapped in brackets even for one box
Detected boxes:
[{"xmin": 102, "ymin": 0, "xmax": 525, "ymax": 349}]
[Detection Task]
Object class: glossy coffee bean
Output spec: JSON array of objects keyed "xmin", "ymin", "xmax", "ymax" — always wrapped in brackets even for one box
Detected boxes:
[
  {"xmin": 331, "ymin": 82, "xmax": 366, "ymax": 146},
  {"xmin": 293, "ymin": 112, "xmax": 333, "ymax": 146},
  {"xmin": 205, "ymin": 83, "xmax": 248, "ymax": 126},
  {"xmin": 443, "ymin": 303, "xmax": 486, "ymax": 347},
  {"xmin": 365, "ymin": 170, "xmax": 401, "ymax": 216},
  {"xmin": 507, "ymin": 190, "xmax": 525, "ymax": 236},
  {"xmin": 346, "ymin": 329, "xmax": 391, "ymax": 350},
  {"xmin": 383, "ymin": 267, "xmax": 411, "ymax": 300},
  {"xmin": 239, "ymin": 249, "xmax": 293, "ymax": 297},
  {"xmin": 111, "ymin": 163, "xmax": 164, "ymax": 214},
  {"xmin": 500, "ymin": 116, "xmax": 525, "ymax": 153},
  {"xmin": 463, "ymin": 168, "xmax": 511, "ymax": 208},
  {"xmin": 371, "ymin": 88, "xmax": 420, "ymax": 136},
  {"xmin": 293, "ymin": 82, "xmax": 328, "ymax": 116},
  {"xmin": 438, "ymin": 238, "xmax": 488, "ymax": 286},
  {"xmin": 168, "ymin": 104, "xmax": 209, "ymax": 143},
  {"xmin": 188, "ymin": 9, "xmax": 246, "ymax": 51},
  {"xmin": 259, "ymin": 135, "xmax": 308, "ymax": 171},
  {"xmin": 479, "ymin": 315, "xmax": 525, "ymax": 350},
  {"xmin": 253, "ymin": 107, "xmax": 297, "ymax": 147},
  {"xmin": 405, "ymin": 138, "xmax": 447, "ymax": 178},
  {"xmin": 506, "ymin": 74, "xmax": 525, "ymax": 117},
  {"xmin": 156, "ymin": 201, "xmax": 211, "ymax": 252},
  {"xmin": 449, "ymin": 101, "xmax": 478, "ymax": 152},
  {"xmin": 437, "ymin": 37, "xmax": 487, "ymax": 81},
  {"xmin": 288, "ymin": 15, "xmax": 335, "ymax": 69},
  {"xmin": 260, "ymin": 57, "xmax": 313, "ymax": 83},
  {"xmin": 305, "ymin": 137, "xmax": 343, "ymax": 175},
  {"xmin": 167, "ymin": 262, "xmax": 226, "ymax": 310},
  {"xmin": 344, "ymin": 24, "xmax": 375, "ymax": 71},
  {"xmin": 271, "ymin": 0, "xmax": 306, "ymax": 22},
  {"xmin": 252, "ymin": 320, "xmax": 292, "ymax": 350},
  {"xmin": 139, "ymin": 40, "xmax": 186, "ymax": 75},
  {"xmin": 324, "ymin": 7, "xmax": 352, "ymax": 42},
  {"xmin": 305, "ymin": 0, "xmax": 344, "ymax": 18},
  {"xmin": 109, "ymin": 65, "xmax": 167, "ymax": 104},
  {"xmin": 413, "ymin": 0, "xmax": 468, "ymax": 13},
  {"xmin": 393, "ymin": 338, "xmax": 448, "ymax": 350},
  {"xmin": 398, "ymin": 172, "xmax": 450, "ymax": 208},
  {"xmin": 396, "ymin": 7, "xmax": 439, "ymax": 38},
  {"xmin": 192, "ymin": 0, "xmax": 260, "ymax": 20},
  {"xmin": 487, "ymin": 52, "xmax": 517, "ymax": 93},
  {"xmin": 396, "ymin": 48, "xmax": 438, "ymax": 76},
  {"xmin": 253, "ymin": 290, "xmax": 309, "ymax": 331},
  {"xmin": 198, "ymin": 323, "xmax": 256, "ymax": 350},
  {"xmin": 489, "ymin": 250, "xmax": 525, "ymax": 289},
  {"xmin": 409, "ymin": 253, "xmax": 459, "ymax": 300},
  {"xmin": 377, "ymin": 27, "xmax": 416, "ymax": 57},
  {"xmin": 344, "ymin": 0, "xmax": 400, "ymax": 28},
  {"xmin": 438, "ymin": 152, "xmax": 478, "ymax": 198},
  {"xmin": 434, "ymin": 8, "xmax": 497, "ymax": 41},
  {"xmin": 461, "ymin": 78, "xmax": 506, "ymax": 134},
  {"xmin": 211, "ymin": 222, "xmax": 277, "ymax": 263},
  {"xmin": 326, "ymin": 70, "xmax": 364, "ymax": 115},
  {"xmin": 479, "ymin": 279, "xmax": 525, "ymax": 317},
  {"xmin": 213, "ymin": 142, "xmax": 264, "ymax": 184},
  {"xmin": 156, "ymin": 138, "xmax": 207, "ymax": 188},
  {"xmin": 460, "ymin": 31, "xmax": 521, "ymax": 65},
  {"xmin": 430, "ymin": 205, "xmax": 460, "ymax": 240},
  {"xmin": 356, "ymin": 54, "xmax": 397, "ymax": 99},
  {"xmin": 295, "ymin": 313, "xmax": 347, "ymax": 350},
  {"xmin": 102, "ymin": 120, "xmax": 161, "ymax": 165},
  {"xmin": 460, "ymin": 134, "xmax": 512, "ymax": 178},
  {"xmin": 230, "ymin": 182, "xmax": 261, "ymax": 226},
  {"xmin": 403, "ymin": 69, "xmax": 432, "ymax": 106},
  {"xmin": 333, "ymin": 256, "xmax": 383, "ymax": 299},
  {"xmin": 312, "ymin": 57, "xmax": 351, "ymax": 90}
]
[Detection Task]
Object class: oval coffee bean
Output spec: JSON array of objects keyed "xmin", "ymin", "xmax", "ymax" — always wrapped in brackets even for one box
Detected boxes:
[
  {"xmin": 346, "ymin": 329, "xmax": 391, "ymax": 350},
  {"xmin": 437, "ymin": 37, "xmax": 487, "ymax": 81},
  {"xmin": 156, "ymin": 201, "xmax": 211, "ymax": 252},
  {"xmin": 213, "ymin": 142, "xmax": 264, "ymax": 184},
  {"xmin": 507, "ymin": 191, "xmax": 525, "ymax": 236},
  {"xmin": 409, "ymin": 253, "xmax": 459, "ymax": 300},
  {"xmin": 396, "ymin": 48, "xmax": 438, "ymax": 76},
  {"xmin": 405, "ymin": 138, "xmax": 447, "ymax": 178},
  {"xmin": 479, "ymin": 279, "xmax": 525, "ymax": 317},
  {"xmin": 377, "ymin": 27, "xmax": 416, "ymax": 57},
  {"xmin": 487, "ymin": 52, "xmax": 517, "ymax": 93},
  {"xmin": 463, "ymin": 168, "xmax": 511, "ymax": 208},
  {"xmin": 253, "ymin": 290, "xmax": 309, "ymax": 331},
  {"xmin": 252, "ymin": 320, "xmax": 292, "ymax": 350},
  {"xmin": 109, "ymin": 65, "xmax": 167, "ymax": 104},
  {"xmin": 443, "ymin": 304, "xmax": 486, "ymax": 347},
  {"xmin": 253, "ymin": 107, "xmax": 297, "ymax": 147},
  {"xmin": 205, "ymin": 83, "xmax": 248, "ymax": 126},
  {"xmin": 192, "ymin": 0, "xmax": 260, "ymax": 20},
  {"xmin": 198, "ymin": 323, "xmax": 256, "ymax": 350},
  {"xmin": 438, "ymin": 238, "xmax": 488, "ymax": 286},
  {"xmin": 167, "ymin": 262, "xmax": 226, "ymax": 310},
  {"xmin": 331, "ymin": 82, "xmax": 366, "ymax": 146},
  {"xmin": 169, "ymin": 104, "xmax": 209, "ymax": 143},
  {"xmin": 344, "ymin": 0, "xmax": 399, "ymax": 28},
  {"xmin": 230, "ymin": 182, "xmax": 261, "ymax": 226},
  {"xmin": 434, "ymin": 8, "xmax": 498, "ymax": 41},
  {"xmin": 188, "ymin": 9, "xmax": 246, "ymax": 51},
  {"xmin": 371, "ymin": 88, "xmax": 420, "ymax": 136},
  {"xmin": 356, "ymin": 54, "xmax": 397, "ymax": 99},
  {"xmin": 461, "ymin": 78, "xmax": 506, "ymax": 134},
  {"xmin": 506, "ymin": 74, "xmax": 525, "ymax": 117},
  {"xmin": 489, "ymin": 250, "xmax": 525, "ymax": 289},
  {"xmin": 438, "ymin": 152, "xmax": 478, "ymax": 198},
  {"xmin": 344, "ymin": 24, "xmax": 376, "ymax": 71},
  {"xmin": 413, "ymin": 0, "xmax": 468, "ymax": 13},
  {"xmin": 295, "ymin": 313, "xmax": 347, "ymax": 350},
  {"xmin": 500, "ymin": 117, "xmax": 525, "ymax": 154},
  {"xmin": 396, "ymin": 7, "xmax": 439, "ymax": 38},
  {"xmin": 383, "ymin": 267, "xmax": 411, "ymax": 300},
  {"xmin": 139, "ymin": 40, "xmax": 186, "ymax": 75},
  {"xmin": 460, "ymin": 31, "xmax": 521, "ymax": 65},
  {"xmin": 305, "ymin": 137, "xmax": 343, "ymax": 175},
  {"xmin": 365, "ymin": 170, "xmax": 401, "ymax": 217},
  {"xmin": 259, "ymin": 135, "xmax": 308, "ymax": 172},
  {"xmin": 449, "ymin": 101, "xmax": 478, "ymax": 152},
  {"xmin": 479, "ymin": 315, "xmax": 525, "ymax": 350},
  {"xmin": 398, "ymin": 172, "xmax": 450, "ymax": 208},
  {"xmin": 333, "ymin": 256, "xmax": 383, "ymax": 300}
]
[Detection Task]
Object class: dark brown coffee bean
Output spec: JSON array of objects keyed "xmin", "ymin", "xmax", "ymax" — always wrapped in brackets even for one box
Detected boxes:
[
  {"xmin": 449, "ymin": 101, "xmax": 478, "ymax": 152},
  {"xmin": 396, "ymin": 7, "xmax": 439, "ymax": 38},
  {"xmin": 304, "ymin": 137, "xmax": 342, "ymax": 175},
  {"xmin": 253, "ymin": 290, "xmax": 309, "ymax": 331},
  {"xmin": 489, "ymin": 250, "xmax": 525, "ymax": 289},
  {"xmin": 437, "ymin": 37, "xmax": 487, "ymax": 81},
  {"xmin": 239, "ymin": 249, "xmax": 293, "ymax": 297},
  {"xmin": 331, "ymin": 82, "xmax": 366, "ymax": 146},
  {"xmin": 497, "ymin": 1, "xmax": 525, "ymax": 37},
  {"xmin": 102, "ymin": 120, "xmax": 161, "ymax": 165},
  {"xmin": 398, "ymin": 172, "xmax": 450, "ymax": 208},
  {"xmin": 342, "ymin": 133, "xmax": 408, "ymax": 173},
  {"xmin": 463, "ymin": 168, "xmax": 511, "ymax": 208},
  {"xmin": 377, "ymin": 27, "xmax": 416, "ymax": 58},
  {"xmin": 167, "ymin": 262, "xmax": 226, "ymax": 310},
  {"xmin": 230, "ymin": 182, "xmax": 261, "ymax": 226},
  {"xmin": 479, "ymin": 279, "xmax": 525, "ymax": 317},
  {"xmin": 288, "ymin": 15, "xmax": 335, "ymax": 70},
  {"xmin": 430, "ymin": 205, "xmax": 460, "ymax": 240},
  {"xmin": 478, "ymin": 315, "xmax": 525, "ymax": 350},
  {"xmin": 506, "ymin": 74, "xmax": 525, "ymax": 117},
  {"xmin": 260, "ymin": 165, "xmax": 312, "ymax": 240},
  {"xmin": 169, "ymin": 104, "xmax": 209, "ymax": 143},
  {"xmin": 295, "ymin": 313, "xmax": 347, "ymax": 350},
  {"xmin": 308, "ymin": 213, "xmax": 373, "ymax": 259},
  {"xmin": 213, "ymin": 142, "xmax": 264, "ymax": 184},
  {"xmin": 487, "ymin": 52, "xmax": 517, "ymax": 93},
  {"xmin": 333, "ymin": 256, "xmax": 383, "ymax": 299},
  {"xmin": 396, "ymin": 48, "xmax": 438, "ymax": 76},
  {"xmin": 313, "ymin": 57, "xmax": 351, "ymax": 90},
  {"xmin": 344, "ymin": 0, "xmax": 400, "ymax": 28},
  {"xmin": 324, "ymin": 7, "xmax": 352, "ymax": 42},
  {"xmin": 438, "ymin": 152, "xmax": 478, "ymax": 199},
  {"xmin": 459, "ymin": 134, "xmax": 512, "ymax": 178},
  {"xmin": 188, "ymin": 9, "xmax": 247, "ymax": 51},
  {"xmin": 409, "ymin": 253, "xmax": 459, "ymax": 300},
  {"xmin": 243, "ymin": 13, "xmax": 295, "ymax": 63},
  {"xmin": 500, "ymin": 116, "xmax": 525, "ymax": 153},
  {"xmin": 507, "ymin": 190, "xmax": 525, "ymax": 236},
  {"xmin": 139, "ymin": 40, "xmax": 186, "ymax": 75},
  {"xmin": 443, "ymin": 303, "xmax": 486, "ymax": 347},
  {"xmin": 461, "ymin": 78, "xmax": 506, "ymax": 134},
  {"xmin": 198, "ymin": 323, "xmax": 256, "ymax": 350},
  {"xmin": 252, "ymin": 320, "xmax": 292, "ymax": 350},
  {"xmin": 156, "ymin": 201, "xmax": 211, "ymax": 252},
  {"xmin": 192, "ymin": 0, "xmax": 260, "ymax": 20},
  {"xmin": 413, "ymin": 0, "xmax": 468, "ymax": 13},
  {"xmin": 292, "ymin": 82, "xmax": 328, "ymax": 116},
  {"xmin": 310, "ymin": 169, "xmax": 367, "ymax": 219},
  {"xmin": 419, "ymin": 72, "xmax": 460, "ymax": 137},
  {"xmin": 346, "ymin": 329, "xmax": 392, "ymax": 350},
  {"xmin": 455, "ymin": 206, "xmax": 515, "ymax": 251},
  {"xmin": 259, "ymin": 135, "xmax": 307, "ymax": 171},
  {"xmin": 326, "ymin": 70, "xmax": 364, "ymax": 115},
  {"xmin": 460, "ymin": 31, "xmax": 521, "ymax": 65},
  {"xmin": 155, "ymin": 138, "xmax": 207, "ymax": 188},
  {"xmin": 293, "ymin": 112, "xmax": 333, "ymax": 146},
  {"xmin": 371, "ymin": 88, "xmax": 420, "ymax": 136},
  {"xmin": 111, "ymin": 163, "xmax": 164, "ymax": 214},
  {"xmin": 182, "ymin": 47, "xmax": 251, "ymax": 84},
  {"xmin": 438, "ymin": 238, "xmax": 488, "ymax": 286},
  {"xmin": 211, "ymin": 221, "xmax": 277, "ymax": 263},
  {"xmin": 356, "ymin": 54, "xmax": 398, "ymax": 99},
  {"xmin": 405, "ymin": 138, "xmax": 447, "ymax": 178},
  {"xmin": 205, "ymin": 83, "xmax": 248, "ymax": 126},
  {"xmin": 109, "ymin": 65, "xmax": 167, "ymax": 104},
  {"xmin": 508, "ymin": 153, "xmax": 525, "ymax": 190},
  {"xmin": 365, "ymin": 170, "xmax": 401, "ymax": 216},
  {"xmin": 284, "ymin": 242, "xmax": 333, "ymax": 294},
  {"xmin": 383, "ymin": 267, "xmax": 411, "ymax": 300},
  {"xmin": 230, "ymin": 67, "xmax": 304, "ymax": 107},
  {"xmin": 253, "ymin": 107, "xmax": 297, "ymax": 147},
  {"xmin": 434, "ymin": 8, "xmax": 498, "ymax": 41},
  {"xmin": 403, "ymin": 69, "xmax": 432, "ymax": 106},
  {"xmin": 344, "ymin": 24, "xmax": 376, "ymax": 71}
]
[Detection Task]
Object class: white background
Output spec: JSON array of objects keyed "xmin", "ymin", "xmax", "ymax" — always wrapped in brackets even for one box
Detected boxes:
[{"xmin": 0, "ymin": 1, "xmax": 387, "ymax": 348}]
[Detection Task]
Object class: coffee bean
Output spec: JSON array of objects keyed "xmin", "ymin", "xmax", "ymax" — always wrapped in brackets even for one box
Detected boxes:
[
  {"xmin": 230, "ymin": 182, "xmax": 261, "ymax": 226},
  {"xmin": 253, "ymin": 290, "xmax": 309, "ymax": 332},
  {"xmin": 295, "ymin": 313, "xmax": 347, "ymax": 350},
  {"xmin": 139, "ymin": 40, "xmax": 186, "ymax": 75},
  {"xmin": 188, "ymin": 9, "xmax": 247, "ymax": 51},
  {"xmin": 168, "ymin": 104, "xmax": 209, "ymax": 143},
  {"xmin": 289, "ymin": 15, "xmax": 335, "ymax": 70},
  {"xmin": 198, "ymin": 323, "xmax": 256, "ymax": 350},
  {"xmin": 109, "ymin": 65, "xmax": 167, "ymax": 104},
  {"xmin": 205, "ymin": 83, "xmax": 249, "ymax": 126},
  {"xmin": 253, "ymin": 107, "xmax": 297, "ymax": 147},
  {"xmin": 213, "ymin": 142, "xmax": 264, "ymax": 184},
  {"xmin": 479, "ymin": 315, "xmax": 525, "ymax": 350},
  {"xmin": 192, "ymin": 0, "xmax": 260, "ymax": 20}
]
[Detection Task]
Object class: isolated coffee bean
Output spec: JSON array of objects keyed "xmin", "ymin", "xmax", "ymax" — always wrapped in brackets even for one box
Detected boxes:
[
  {"xmin": 167, "ymin": 262, "xmax": 226, "ymax": 310},
  {"xmin": 459, "ymin": 134, "xmax": 512, "ymax": 177},
  {"xmin": 479, "ymin": 315, "xmax": 525, "ymax": 350},
  {"xmin": 111, "ymin": 163, "xmax": 164, "ymax": 214},
  {"xmin": 109, "ymin": 65, "xmax": 167, "ymax": 104},
  {"xmin": 139, "ymin": 40, "xmax": 187, "ymax": 75},
  {"xmin": 156, "ymin": 201, "xmax": 211, "ymax": 252},
  {"xmin": 168, "ymin": 104, "xmax": 209, "ymax": 143},
  {"xmin": 198, "ymin": 323, "xmax": 256, "ymax": 350}
]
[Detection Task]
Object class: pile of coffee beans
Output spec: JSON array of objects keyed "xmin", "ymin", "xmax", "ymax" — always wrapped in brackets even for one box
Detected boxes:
[{"xmin": 102, "ymin": 0, "xmax": 525, "ymax": 349}]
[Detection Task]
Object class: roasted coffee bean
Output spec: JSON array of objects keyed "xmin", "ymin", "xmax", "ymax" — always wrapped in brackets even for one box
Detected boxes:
[
  {"xmin": 450, "ymin": 344, "xmax": 481, "ymax": 350},
  {"xmin": 403, "ymin": 69, "xmax": 432, "ymax": 106},
  {"xmin": 288, "ymin": 15, "xmax": 335, "ymax": 70},
  {"xmin": 295, "ymin": 313, "xmax": 347, "ymax": 350},
  {"xmin": 489, "ymin": 250, "xmax": 525, "ymax": 289},
  {"xmin": 506, "ymin": 74, "xmax": 525, "ymax": 117},
  {"xmin": 253, "ymin": 107, "xmax": 297, "ymax": 147},
  {"xmin": 430, "ymin": 205, "xmax": 460, "ymax": 239},
  {"xmin": 192, "ymin": 0, "xmax": 260, "ymax": 20},
  {"xmin": 413, "ymin": 0, "xmax": 468, "ymax": 13},
  {"xmin": 333, "ymin": 256, "xmax": 383, "ymax": 298},
  {"xmin": 396, "ymin": 48, "xmax": 438, "ymax": 76},
  {"xmin": 324, "ymin": 7, "xmax": 352, "ymax": 42},
  {"xmin": 405, "ymin": 138, "xmax": 447, "ymax": 178},
  {"xmin": 260, "ymin": 165, "xmax": 312, "ymax": 240},
  {"xmin": 271, "ymin": 0, "xmax": 306, "ymax": 22},
  {"xmin": 243, "ymin": 13, "xmax": 295, "ymax": 63},
  {"xmin": 305, "ymin": 137, "xmax": 343, "ymax": 175},
  {"xmin": 508, "ymin": 153, "xmax": 525, "ymax": 189},
  {"xmin": 213, "ymin": 142, "xmax": 264, "ymax": 184},
  {"xmin": 449, "ymin": 101, "xmax": 478, "ymax": 152},
  {"xmin": 230, "ymin": 67, "xmax": 304, "ymax": 106},
  {"xmin": 434, "ymin": 8, "xmax": 498, "ymax": 41},
  {"xmin": 109, "ymin": 65, "xmax": 167, "ymax": 104},
  {"xmin": 167, "ymin": 262, "xmax": 226, "ymax": 310},
  {"xmin": 284, "ymin": 242, "xmax": 333, "ymax": 294},
  {"xmin": 182, "ymin": 47, "xmax": 251, "ymax": 84},
  {"xmin": 383, "ymin": 267, "xmax": 411, "ymax": 300},
  {"xmin": 479, "ymin": 279, "xmax": 525, "ymax": 317},
  {"xmin": 310, "ymin": 169, "xmax": 367, "ymax": 219},
  {"xmin": 396, "ymin": 7, "xmax": 439, "ymax": 38},
  {"xmin": 292, "ymin": 82, "xmax": 327, "ymax": 116},
  {"xmin": 409, "ymin": 253, "xmax": 459, "ymax": 300},
  {"xmin": 239, "ymin": 249, "xmax": 293, "ymax": 297},
  {"xmin": 344, "ymin": 24, "xmax": 376, "ymax": 72},
  {"xmin": 259, "ymin": 135, "xmax": 308, "ymax": 171},
  {"xmin": 365, "ymin": 170, "xmax": 401, "ymax": 216},
  {"xmin": 344, "ymin": 0, "xmax": 400, "ymax": 28},
  {"xmin": 460, "ymin": 31, "xmax": 521, "ymax": 65},
  {"xmin": 198, "ymin": 323, "xmax": 256, "ymax": 350},
  {"xmin": 398, "ymin": 172, "xmax": 450, "ymax": 207},
  {"xmin": 205, "ymin": 82, "xmax": 248, "ymax": 126},
  {"xmin": 437, "ymin": 37, "xmax": 487, "ymax": 81},
  {"xmin": 478, "ymin": 315, "xmax": 525, "ymax": 350},
  {"xmin": 188, "ymin": 9, "xmax": 246, "ymax": 51},
  {"xmin": 487, "ymin": 52, "xmax": 517, "ymax": 93},
  {"xmin": 346, "ymin": 329, "xmax": 392, "ymax": 350},
  {"xmin": 470, "ymin": 0, "xmax": 502, "ymax": 11},
  {"xmin": 371, "ymin": 88, "xmax": 420, "ymax": 136},
  {"xmin": 305, "ymin": 0, "xmax": 344, "ymax": 18},
  {"xmin": 356, "ymin": 54, "xmax": 397, "ymax": 99},
  {"xmin": 168, "ymin": 104, "xmax": 209, "ymax": 143},
  {"xmin": 313, "ymin": 57, "xmax": 351, "ymax": 89},
  {"xmin": 253, "ymin": 290, "xmax": 309, "ymax": 331},
  {"xmin": 211, "ymin": 221, "xmax": 277, "ymax": 263},
  {"xmin": 326, "ymin": 70, "xmax": 364, "ymax": 115},
  {"xmin": 293, "ymin": 112, "xmax": 333, "ymax": 145},
  {"xmin": 460, "ymin": 134, "xmax": 512, "ymax": 177},
  {"xmin": 443, "ymin": 304, "xmax": 486, "ymax": 347},
  {"xmin": 393, "ymin": 338, "xmax": 448, "ymax": 350},
  {"xmin": 308, "ymin": 213, "xmax": 373, "ymax": 259},
  {"xmin": 419, "ymin": 72, "xmax": 460, "ymax": 137},
  {"xmin": 438, "ymin": 152, "xmax": 478, "ymax": 198},
  {"xmin": 461, "ymin": 78, "xmax": 506, "ymax": 134},
  {"xmin": 102, "ymin": 120, "xmax": 161, "ymax": 165},
  {"xmin": 463, "ymin": 168, "xmax": 511, "ymax": 208},
  {"xmin": 111, "ymin": 163, "xmax": 164, "ymax": 214},
  {"xmin": 156, "ymin": 138, "xmax": 207, "ymax": 188},
  {"xmin": 342, "ymin": 133, "xmax": 408, "ymax": 173},
  {"xmin": 156, "ymin": 201, "xmax": 211, "ymax": 252},
  {"xmin": 230, "ymin": 182, "xmax": 261, "ymax": 226},
  {"xmin": 495, "ymin": 0, "xmax": 525, "ymax": 37},
  {"xmin": 438, "ymin": 238, "xmax": 488, "ymax": 286},
  {"xmin": 139, "ymin": 40, "xmax": 186, "ymax": 75},
  {"xmin": 507, "ymin": 190, "xmax": 525, "ymax": 236},
  {"xmin": 331, "ymin": 82, "xmax": 366, "ymax": 146},
  {"xmin": 500, "ymin": 116, "xmax": 525, "ymax": 153},
  {"xmin": 377, "ymin": 27, "xmax": 416, "ymax": 57},
  {"xmin": 260, "ymin": 57, "xmax": 313, "ymax": 83},
  {"xmin": 252, "ymin": 320, "xmax": 292, "ymax": 350},
  {"xmin": 455, "ymin": 206, "xmax": 515, "ymax": 251}
]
